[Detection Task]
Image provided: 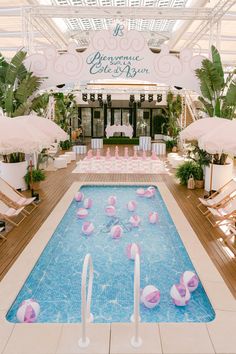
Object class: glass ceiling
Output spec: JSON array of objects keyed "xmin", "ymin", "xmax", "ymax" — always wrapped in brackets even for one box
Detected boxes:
[{"xmin": 52, "ymin": 0, "xmax": 188, "ymax": 34}]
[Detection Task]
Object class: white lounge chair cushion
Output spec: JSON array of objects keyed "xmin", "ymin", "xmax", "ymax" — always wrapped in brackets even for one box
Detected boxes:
[
  {"xmin": 198, "ymin": 180, "xmax": 236, "ymax": 206},
  {"xmin": 208, "ymin": 199, "xmax": 236, "ymax": 218},
  {"xmin": 16, "ymin": 196, "xmax": 35, "ymax": 206},
  {"xmin": 0, "ymin": 200, "xmax": 24, "ymax": 217}
]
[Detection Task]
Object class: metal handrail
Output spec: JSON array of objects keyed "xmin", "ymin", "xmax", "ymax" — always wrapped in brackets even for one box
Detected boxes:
[
  {"xmin": 78, "ymin": 253, "xmax": 94, "ymax": 348},
  {"xmin": 130, "ymin": 253, "xmax": 142, "ymax": 348}
]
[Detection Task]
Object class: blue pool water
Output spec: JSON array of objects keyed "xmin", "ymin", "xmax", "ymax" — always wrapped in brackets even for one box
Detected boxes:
[{"xmin": 7, "ymin": 185, "xmax": 215, "ymax": 323}]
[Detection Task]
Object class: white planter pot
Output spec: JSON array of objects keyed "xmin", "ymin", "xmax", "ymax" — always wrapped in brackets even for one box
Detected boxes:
[
  {"xmin": 0, "ymin": 161, "xmax": 28, "ymax": 191},
  {"xmin": 204, "ymin": 161, "xmax": 233, "ymax": 192}
]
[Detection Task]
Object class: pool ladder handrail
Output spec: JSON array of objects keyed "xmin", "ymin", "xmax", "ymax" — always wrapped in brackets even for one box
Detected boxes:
[
  {"xmin": 131, "ymin": 252, "xmax": 142, "ymax": 348},
  {"xmin": 78, "ymin": 253, "xmax": 94, "ymax": 348}
]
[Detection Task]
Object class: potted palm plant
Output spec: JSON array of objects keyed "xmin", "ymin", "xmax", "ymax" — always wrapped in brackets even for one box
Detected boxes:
[
  {"xmin": 24, "ymin": 167, "xmax": 46, "ymax": 191},
  {"xmin": 195, "ymin": 45, "xmax": 236, "ymax": 191},
  {"xmin": 187, "ymin": 144, "xmax": 211, "ymax": 189},
  {"xmin": 0, "ymin": 50, "xmax": 45, "ymax": 190},
  {"xmin": 175, "ymin": 161, "xmax": 202, "ymax": 186},
  {"xmin": 24, "ymin": 151, "xmax": 49, "ymax": 190}
]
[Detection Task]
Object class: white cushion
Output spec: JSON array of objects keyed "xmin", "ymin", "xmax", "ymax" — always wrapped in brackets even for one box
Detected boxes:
[{"xmin": 54, "ymin": 157, "xmax": 67, "ymax": 169}]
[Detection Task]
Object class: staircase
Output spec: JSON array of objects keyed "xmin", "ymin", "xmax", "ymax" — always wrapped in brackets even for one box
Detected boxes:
[{"xmin": 181, "ymin": 92, "xmax": 201, "ymax": 128}]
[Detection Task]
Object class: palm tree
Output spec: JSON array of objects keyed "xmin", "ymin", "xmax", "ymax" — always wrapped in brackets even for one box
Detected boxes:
[
  {"xmin": 0, "ymin": 50, "xmax": 43, "ymax": 117},
  {"xmin": 196, "ymin": 45, "xmax": 236, "ymax": 119}
]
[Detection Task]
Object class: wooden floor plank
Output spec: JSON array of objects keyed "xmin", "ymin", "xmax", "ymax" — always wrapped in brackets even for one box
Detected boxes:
[{"xmin": 1, "ymin": 146, "xmax": 236, "ymax": 299}]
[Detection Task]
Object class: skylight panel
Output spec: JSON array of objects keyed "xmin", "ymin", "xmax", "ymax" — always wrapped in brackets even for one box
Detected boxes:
[
  {"xmin": 72, "ymin": 0, "xmax": 83, "ymax": 4},
  {"xmin": 144, "ymin": 0, "xmax": 155, "ymax": 7},
  {"xmin": 158, "ymin": 0, "xmax": 169, "ymax": 7},
  {"xmin": 51, "ymin": 0, "xmax": 189, "ymax": 44},
  {"xmin": 101, "ymin": 0, "xmax": 112, "ymax": 5}
]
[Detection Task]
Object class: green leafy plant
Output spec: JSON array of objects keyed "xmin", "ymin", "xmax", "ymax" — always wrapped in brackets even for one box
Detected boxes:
[
  {"xmin": 0, "ymin": 50, "xmax": 43, "ymax": 117},
  {"xmin": 24, "ymin": 168, "xmax": 46, "ymax": 186},
  {"xmin": 153, "ymin": 114, "xmax": 168, "ymax": 135},
  {"xmin": 175, "ymin": 161, "xmax": 203, "ymax": 185},
  {"xmin": 31, "ymin": 92, "xmax": 50, "ymax": 116},
  {"xmin": 2, "ymin": 152, "xmax": 25, "ymax": 163},
  {"xmin": 37, "ymin": 149, "xmax": 54, "ymax": 169},
  {"xmin": 60, "ymin": 139, "xmax": 72, "ymax": 150},
  {"xmin": 187, "ymin": 144, "xmax": 211, "ymax": 169},
  {"xmin": 103, "ymin": 137, "xmax": 139, "ymax": 145},
  {"xmin": 53, "ymin": 92, "xmax": 78, "ymax": 134},
  {"xmin": 166, "ymin": 91, "xmax": 182, "ymax": 140},
  {"xmin": 195, "ymin": 45, "xmax": 236, "ymax": 165},
  {"xmin": 196, "ymin": 45, "xmax": 236, "ymax": 119},
  {"xmin": 0, "ymin": 50, "xmax": 47, "ymax": 164},
  {"xmin": 165, "ymin": 139, "xmax": 176, "ymax": 151}
]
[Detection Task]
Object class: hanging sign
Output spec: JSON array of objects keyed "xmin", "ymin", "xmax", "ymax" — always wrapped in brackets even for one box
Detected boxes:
[{"xmin": 25, "ymin": 24, "xmax": 205, "ymax": 92}]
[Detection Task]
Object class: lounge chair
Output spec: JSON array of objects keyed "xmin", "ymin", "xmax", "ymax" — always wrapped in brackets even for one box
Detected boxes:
[
  {"xmin": 0, "ymin": 177, "xmax": 37, "ymax": 214},
  {"xmin": 206, "ymin": 197, "xmax": 236, "ymax": 227},
  {"xmin": 224, "ymin": 223, "xmax": 236, "ymax": 255},
  {"xmin": 0, "ymin": 199, "xmax": 26, "ymax": 227},
  {"xmin": 0, "ymin": 225, "xmax": 6, "ymax": 241},
  {"xmin": 197, "ymin": 179, "xmax": 236, "ymax": 215}
]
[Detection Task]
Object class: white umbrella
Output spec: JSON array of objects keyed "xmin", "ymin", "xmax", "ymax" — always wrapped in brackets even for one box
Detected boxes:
[
  {"xmin": 184, "ymin": 118, "xmax": 235, "ymax": 192},
  {"xmin": 180, "ymin": 117, "xmax": 230, "ymax": 140},
  {"xmin": 14, "ymin": 115, "xmax": 68, "ymax": 142},
  {"xmin": 198, "ymin": 119, "xmax": 236, "ymax": 155},
  {"xmin": 0, "ymin": 116, "xmax": 53, "ymax": 155}
]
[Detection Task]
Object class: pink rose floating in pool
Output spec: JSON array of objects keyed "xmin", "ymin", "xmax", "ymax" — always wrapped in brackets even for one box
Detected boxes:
[
  {"xmin": 105, "ymin": 205, "xmax": 116, "ymax": 217},
  {"xmin": 127, "ymin": 200, "xmax": 137, "ymax": 212},
  {"xmin": 77, "ymin": 208, "xmax": 88, "ymax": 219},
  {"xmin": 149, "ymin": 212, "xmax": 159, "ymax": 224},
  {"xmin": 111, "ymin": 225, "xmax": 123, "ymax": 239},
  {"xmin": 82, "ymin": 221, "xmax": 94, "ymax": 236},
  {"xmin": 16, "ymin": 299, "xmax": 40, "ymax": 323},
  {"xmin": 108, "ymin": 195, "xmax": 117, "ymax": 206},
  {"xmin": 126, "ymin": 243, "xmax": 141, "ymax": 260},
  {"xmin": 74, "ymin": 191, "xmax": 84, "ymax": 202},
  {"xmin": 83, "ymin": 198, "xmax": 93, "ymax": 209},
  {"xmin": 170, "ymin": 283, "xmax": 191, "ymax": 306},
  {"xmin": 141, "ymin": 285, "xmax": 161, "ymax": 308},
  {"xmin": 180, "ymin": 271, "xmax": 199, "ymax": 292},
  {"xmin": 129, "ymin": 215, "xmax": 141, "ymax": 227}
]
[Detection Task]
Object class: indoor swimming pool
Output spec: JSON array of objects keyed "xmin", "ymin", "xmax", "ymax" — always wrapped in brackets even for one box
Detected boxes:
[{"xmin": 7, "ymin": 185, "xmax": 215, "ymax": 323}]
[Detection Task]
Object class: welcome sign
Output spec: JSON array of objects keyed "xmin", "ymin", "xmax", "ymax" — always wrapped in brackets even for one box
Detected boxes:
[
  {"xmin": 86, "ymin": 52, "xmax": 148, "ymax": 78},
  {"xmin": 25, "ymin": 24, "xmax": 205, "ymax": 92}
]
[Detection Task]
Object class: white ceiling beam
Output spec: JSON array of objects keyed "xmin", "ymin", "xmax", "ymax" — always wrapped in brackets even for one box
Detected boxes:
[
  {"xmin": 193, "ymin": 48, "xmax": 236, "ymax": 55},
  {"xmin": 0, "ymin": 6, "xmax": 222, "ymax": 20},
  {"xmin": 0, "ymin": 31, "xmax": 41, "ymax": 38},
  {"xmin": 0, "ymin": 7, "xmax": 22, "ymax": 16},
  {"xmin": 182, "ymin": 33, "xmax": 236, "ymax": 41},
  {"xmin": 0, "ymin": 46, "xmax": 45, "ymax": 51},
  {"xmin": 1, "ymin": 5, "xmax": 236, "ymax": 20},
  {"xmin": 29, "ymin": 6, "xmax": 211, "ymax": 19}
]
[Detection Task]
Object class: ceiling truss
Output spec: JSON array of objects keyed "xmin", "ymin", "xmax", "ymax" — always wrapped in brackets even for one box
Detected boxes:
[
  {"xmin": 1, "ymin": 1, "xmax": 236, "ymax": 63},
  {"xmin": 2, "ymin": 5, "xmax": 236, "ymax": 20}
]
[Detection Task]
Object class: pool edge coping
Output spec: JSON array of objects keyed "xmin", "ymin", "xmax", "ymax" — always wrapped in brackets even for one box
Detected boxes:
[{"xmin": 0, "ymin": 181, "xmax": 236, "ymax": 354}]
